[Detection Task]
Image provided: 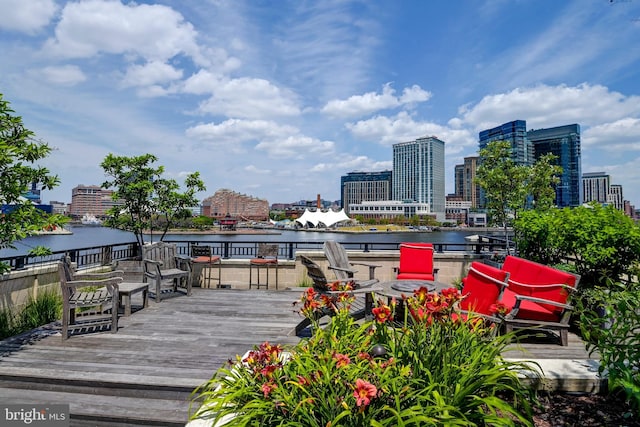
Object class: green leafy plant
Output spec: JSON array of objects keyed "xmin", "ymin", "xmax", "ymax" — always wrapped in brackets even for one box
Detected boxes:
[
  {"xmin": 0, "ymin": 93, "xmax": 67, "ymax": 273},
  {"xmin": 18, "ymin": 289, "xmax": 62, "ymax": 331},
  {"xmin": 0, "ymin": 307, "xmax": 19, "ymax": 340},
  {"xmin": 191, "ymin": 285, "xmax": 537, "ymax": 426},
  {"xmin": 578, "ymin": 284, "xmax": 640, "ymax": 415}
]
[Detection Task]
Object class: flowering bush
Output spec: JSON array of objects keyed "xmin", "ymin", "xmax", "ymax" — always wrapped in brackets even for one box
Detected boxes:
[{"xmin": 191, "ymin": 284, "xmax": 538, "ymax": 426}]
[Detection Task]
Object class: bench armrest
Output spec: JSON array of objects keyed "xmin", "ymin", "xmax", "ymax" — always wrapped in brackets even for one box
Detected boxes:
[{"xmin": 66, "ymin": 277, "xmax": 122, "ymax": 292}]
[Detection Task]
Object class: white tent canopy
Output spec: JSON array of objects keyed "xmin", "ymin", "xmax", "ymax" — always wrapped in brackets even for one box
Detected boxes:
[{"xmin": 295, "ymin": 208, "xmax": 351, "ymax": 228}]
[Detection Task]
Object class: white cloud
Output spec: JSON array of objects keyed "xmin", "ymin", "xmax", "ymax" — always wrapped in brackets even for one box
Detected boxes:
[
  {"xmin": 122, "ymin": 61, "xmax": 183, "ymax": 88},
  {"xmin": 583, "ymin": 118, "xmax": 640, "ymax": 149},
  {"xmin": 322, "ymin": 83, "xmax": 431, "ymax": 118},
  {"xmin": 244, "ymin": 165, "xmax": 271, "ymax": 174},
  {"xmin": 255, "ymin": 135, "xmax": 334, "ymax": 158},
  {"xmin": 39, "ymin": 65, "xmax": 86, "ymax": 86},
  {"xmin": 185, "ymin": 119, "xmax": 298, "ymax": 145},
  {"xmin": 43, "ymin": 1, "xmax": 203, "ymax": 64},
  {"xmin": 346, "ymin": 111, "xmax": 475, "ymax": 153},
  {"xmin": 197, "ymin": 77, "xmax": 301, "ymax": 119},
  {"xmin": 458, "ymin": 83, "xmax": 640, "ymax": 131},
  {"xmin": 0, "ymin": 0, "xmax": 58, "ymax": 34}
]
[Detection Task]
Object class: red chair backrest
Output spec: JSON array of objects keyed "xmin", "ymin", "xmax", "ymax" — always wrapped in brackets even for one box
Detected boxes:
[
  {"xmin": 398, "ymin": 242, "xmax": 434, "ymax": 275},
  {"xmin": 460, "ymin": 261, "xmax": 509, "ymax": 315},
  {"xmin": 502, "ymin": 255, "xmax": 577, "ymax": 308}
]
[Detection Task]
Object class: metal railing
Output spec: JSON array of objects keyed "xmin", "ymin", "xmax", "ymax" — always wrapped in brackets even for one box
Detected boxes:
[{"xmin": 0, "ymin": 236, "xmax": 513, "ymax": 272}]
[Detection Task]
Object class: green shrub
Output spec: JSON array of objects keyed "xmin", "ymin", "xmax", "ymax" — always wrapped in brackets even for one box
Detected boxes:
[
  {"xmin": 578, "ymin": 283, "xmax": 640, "ymax": 415},
  {"xmin": 191, "ymin": 285, "xmax": 538, "ymax": 426},
  {"xmin": 515, "ymin": 204, "xmax": 640, "ymax": 291},
  {"xmin": 18, "ymin": 289, "xmax": 62, "ymax": 331}
]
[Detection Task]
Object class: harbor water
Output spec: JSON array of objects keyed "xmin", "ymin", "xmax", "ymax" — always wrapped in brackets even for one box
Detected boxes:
[{"xmin": 0, "ymin": 226, "xmax": 490, "ymax": 258}]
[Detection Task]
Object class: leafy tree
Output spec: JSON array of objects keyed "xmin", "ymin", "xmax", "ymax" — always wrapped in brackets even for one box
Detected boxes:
[
  {"xmin": 100, "ymin": 153, "xmax": 205, "ymax": 248},
  {"xmin": 476, "ymin": 140, "xmax": 561, "ymax": 253},
  {"xmin": 0, "ymin": 94, "xmax": 66, "ymax": 272}
]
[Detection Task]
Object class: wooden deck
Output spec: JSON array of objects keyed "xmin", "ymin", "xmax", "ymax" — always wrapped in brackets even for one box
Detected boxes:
[{"xmin": 0, "ymin": 288, "xmax": 596, "ymax": 426}]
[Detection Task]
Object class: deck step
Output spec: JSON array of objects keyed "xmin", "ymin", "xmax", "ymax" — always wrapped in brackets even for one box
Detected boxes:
[{"xmin": 0, "ymin": 386, "xmax": 191, "ymax": 426}]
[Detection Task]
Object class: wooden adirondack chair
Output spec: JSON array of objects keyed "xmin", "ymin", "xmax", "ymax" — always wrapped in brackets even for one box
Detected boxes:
[
  {"xmin": 295, "ymin": 255, "xmax": 379, "ymax": 337},
  {"xmin": 323, "ymin": 240, "xmax": 380, "ymax": 284},
  {"xmin": 142, "ymin": 242, "xmax": 192, "ymax": 302}
]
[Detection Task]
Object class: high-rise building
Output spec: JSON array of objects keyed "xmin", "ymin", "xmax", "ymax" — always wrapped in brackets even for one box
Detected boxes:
[
  {"xmin": 392, "ymin": 136, "xmax": 446, "ymax": 217},
  {"xmin": 453, "ymin": 156, "xmax": 481, "ymax": 208},
  {"xmin": 340, "ymin": 171, "xmax": 392, "ymax": 215},
  {"xmin": 479, "ymin": 120, "xmax": 534, "ymax": 166},
  {"xmin": 608, "ymin": 184, "xmax": 624, "ymax": 211},
  {"xmin": 528, "ymin": 124, "xmax": 582, "ymax": 208},
  {"xmin": 69, "ymin": 185, "xmax": 117, "ymax": 219},
  {"xmin": 582, "ymin": 172, "xmax": 610, "ymax": 204}
]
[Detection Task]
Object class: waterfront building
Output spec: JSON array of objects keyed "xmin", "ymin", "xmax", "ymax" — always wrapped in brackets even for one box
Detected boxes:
[
  {"xmin": 340, "ymin": 171, "xmax": 392, "ymax": 215},
  {"xmin": 445, "ymin": 199, "xmax": 472, "ymax": 225},
  {"xmin": 453, "ymin": 156, "xmax": 481, "ymax": 208},
  {"xmin": 479, "ymin": 120, "xmax": 533, "ymax": 166},
  {"xmin": 68, "ymin": 185, "xmax": 118, "ymax": 219},
  {"xmin": 392, "ymin": 136, "xmax": 446, "ymax": 220},
  {"xmin": 528, "ymin": 124, "xmax": 582, "ymax": 208},
  {"xmin": 348, "ymin": 200, "xmax": 433, "ymax": 220},
  {"xmin": 202, "ymin": 189, "xmax": 269, "ymax": 221},
  {"xmin": 608, "ymin": 184, "xmax": 624, "ymax": 211},
  {"xmin": 582, "ymin": 172, "xmax": 610, "ymax": 205}
]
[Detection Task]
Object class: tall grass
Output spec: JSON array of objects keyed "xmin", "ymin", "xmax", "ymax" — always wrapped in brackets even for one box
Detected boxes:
[{"xmin": 0, "ymin": 290, "xmax": 62, "ymax": 340}]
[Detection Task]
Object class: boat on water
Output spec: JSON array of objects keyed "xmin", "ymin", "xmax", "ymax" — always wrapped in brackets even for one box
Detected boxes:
[{"xmin": 81, "ymin": 214, "xmax": 102, "ymax": 226}]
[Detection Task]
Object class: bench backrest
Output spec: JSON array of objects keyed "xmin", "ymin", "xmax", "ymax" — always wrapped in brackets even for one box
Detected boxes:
[
  {"xmin": 142, "ymin": 242, "xmax": 179, "ymax": 269},
  {"xmin": 502, "ymin": 255, "xmax": 578, "ymax": 307}
]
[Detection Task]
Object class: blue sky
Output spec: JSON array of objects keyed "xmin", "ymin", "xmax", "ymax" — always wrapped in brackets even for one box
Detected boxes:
[{"xmin": 1, "ymin": 0, "xmax": 640, "ymax": 207}]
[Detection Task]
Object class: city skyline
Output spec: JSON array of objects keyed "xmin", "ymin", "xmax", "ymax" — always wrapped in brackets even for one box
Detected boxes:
[{"xmin": 1, "ymin": 1, "xmax": 639, "ymax": 206}]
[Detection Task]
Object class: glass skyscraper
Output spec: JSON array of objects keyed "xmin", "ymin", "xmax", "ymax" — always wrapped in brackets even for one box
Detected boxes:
[
  {"xmin": 528, "ymin": 124, "xmax": 582, "ymax": 208},
  {"xmin": 392, "ymin": 136, "xmax": 445, "ymax": 214},
  {"xmin": 479, "ymin": 120, "xmax": 534, "ymax": 166}
]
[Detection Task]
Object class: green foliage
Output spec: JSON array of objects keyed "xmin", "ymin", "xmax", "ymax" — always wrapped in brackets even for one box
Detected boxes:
[
  {"xmin": 515, "ymin": 204, "xmax": 640, "ymax": 290},
  {"xmin": 0, "ymin": 93, "xmax": 66, "ymax": 273},
  {"xmin": 476, "ymin": 141, "xmax": 561, "ymax": 253},
  {"xmin": 191, "ymin": 286, "xmax": 537, "ymax": 426},
  {"xmin": 18, "ymin": 289, "xmax": 62, "ymax": 330},
  {"xmin": 577, "ymin": 284, "xmax": 640, "ymax": 415},
  {"xmin": 0, "ymin": 290, "xmax": 62, "ymax": 340},
  {"xmin": 100, "ymin": 153, "xmax": 205, "ymax": 247}
]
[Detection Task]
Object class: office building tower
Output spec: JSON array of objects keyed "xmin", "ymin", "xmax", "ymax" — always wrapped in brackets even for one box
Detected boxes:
[
  {"xmin": 454, "ymin": 156, "xmax": 481, "ymax": 208},
  {"xmin": 608, "ymin": 184, "xmax": 624, "ymax": 210},
  {"xmin": 392, "ymin": 136, "xmax": 446, "ymax": 216},
  {"xmin": 582, "ymin": 172, "xmax": 610, "ymax": 204},
  {"xmin": 528, "ymin": 124, "xmax": 582, "ymax": 208},
  {"xmin": 340, "ymin": 171, "xmax": 392, "ymax": 215},
  {"xmin": 479, "ymin": 120, "xmax": 534, "ymax": 166}
]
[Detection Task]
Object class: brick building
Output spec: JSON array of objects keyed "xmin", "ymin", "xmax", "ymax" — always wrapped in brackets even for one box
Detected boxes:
[
  {"xmin": 202, "ymin": 189, "xmax": 269, "ymax": 221},
  {"xmin": 68, "ymin": 185, "xmax": 118, "ymax": 219}
]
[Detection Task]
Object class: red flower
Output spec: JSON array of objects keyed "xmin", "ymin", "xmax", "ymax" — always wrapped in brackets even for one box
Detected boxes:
[
  {"xmin": 333, "ymin": 352, "xmax": 351, "ymax": 368},
  {"xmin": 372, "ymin": 304, "xmax": 392, "ymax": 323},
  {"xmin": 489, "ymin": 302, "xmax": 512, "ymax": 317},
  {"xmin": 261, "ymin": 381, "xmax": 277, "ymax": 398},
  {"xmin": 353, "ymin": 379, "xmax": 377, "ymax": 407}
]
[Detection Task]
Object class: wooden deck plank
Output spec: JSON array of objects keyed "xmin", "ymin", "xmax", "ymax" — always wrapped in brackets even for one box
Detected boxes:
[{"xmin": 0, "ymin": 288, "xmax": 596, "ymax": 425}]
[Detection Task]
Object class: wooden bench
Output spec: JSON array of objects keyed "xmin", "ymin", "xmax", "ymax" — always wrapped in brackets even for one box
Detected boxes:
[
  {"xmin": 118, "ymin": 282, "xmax": 149, "ymax": 316},
  {"xmin": 142, "ymin": 242, "xmax": 191, "ymax": 302}
]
